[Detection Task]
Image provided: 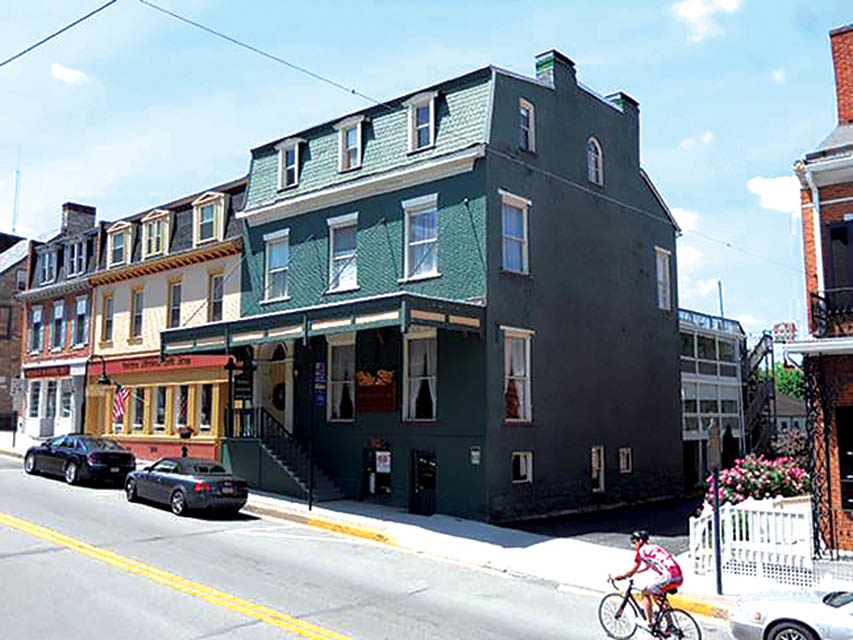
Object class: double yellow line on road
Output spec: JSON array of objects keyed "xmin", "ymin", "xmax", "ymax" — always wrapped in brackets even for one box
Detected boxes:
[{"xmin": 0, "ymin": 513, "xmax": 351, "ymax": 639}]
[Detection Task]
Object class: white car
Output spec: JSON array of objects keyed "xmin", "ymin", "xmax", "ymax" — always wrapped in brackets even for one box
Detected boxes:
[{"xmin": 729, "ymin": 590, "xmax": 853, "ymax": 640}]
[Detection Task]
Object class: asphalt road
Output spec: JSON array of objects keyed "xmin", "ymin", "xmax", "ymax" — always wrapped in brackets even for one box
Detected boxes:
[{"xmin": 0, "ymin": 456, "xmax": 730, "ymax": 639}]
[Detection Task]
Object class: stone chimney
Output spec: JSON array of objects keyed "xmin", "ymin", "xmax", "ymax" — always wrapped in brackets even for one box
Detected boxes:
[
  {"xmin": 831, "ymin": 24, "xmax": 853, "ymax": 125},
  {"xmin": 61, "ymin": 202, "xmax": 96, "ymax": 235},
  {"xmin": 535, "ymin": 49, "xmax": 576, "ymax": 89}
]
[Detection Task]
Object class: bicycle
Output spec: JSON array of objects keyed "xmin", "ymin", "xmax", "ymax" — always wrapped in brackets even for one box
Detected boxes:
[{"xmin": 598, "ymin": 577, "xmax": 702, "ymax": 639}]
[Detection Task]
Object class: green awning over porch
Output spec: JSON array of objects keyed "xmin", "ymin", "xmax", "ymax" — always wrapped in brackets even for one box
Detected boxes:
[{"xmin": 161, "ymin": 292, "xmax": 485, "ymax": 356}]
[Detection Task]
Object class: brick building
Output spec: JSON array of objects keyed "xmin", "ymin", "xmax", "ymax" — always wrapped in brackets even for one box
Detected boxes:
[
  {"xmin": 0, "ymin": 238, "xmax": 28, "ymax": 442},
  {"xmin": 788, "ymin": 24, "xmax": 853, "ymax": 554}
]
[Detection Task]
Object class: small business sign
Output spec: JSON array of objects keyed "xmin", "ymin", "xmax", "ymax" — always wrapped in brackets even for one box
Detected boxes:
[
  {"xmin": 9, "ymin": 378, "xmax": 23, "ymax": 398},
  {"xmin": 313, "ymin": 362, "xmax": 326, "ymax": 407},
  {"xmin": 24, "ymin": 365, "xmax": 70, "ymax": 379},
  {"xmin": 375, "ymin": 450, "xmax": 391, "ymax": 473},
  {"xmin": 708, "ymin": 424, "xmax": 722, "ymax": 470}
]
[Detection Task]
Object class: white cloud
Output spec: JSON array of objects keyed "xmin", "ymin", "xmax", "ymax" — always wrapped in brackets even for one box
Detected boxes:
[
  {"xmin": 747, "ymin": 176, "xmax": 800, "ymax": 214},
  {"xmin": 737, "ymin": 314, "xmax": 762, "ymax": 332},
  {"xmin": 772, "ymin": 68, "xmax": 786, "ymax": 84},
  {"xmin": 680, "ymin": 130, "xmax": 714, "ymax": 149},
  {"xmin": 50, "ymin": 63, "xmax": 87, "ymax": 84},
  {"xmin": 672, "ymin": 207, "xmax": 700, "ymax": 232},
  {"xmin": 672, "ymin": 0, "xmax": 741, "ymax": 42},
  {"xmin": 696, "ymin": 278, "xmax": 718, "ymax": 296},
  {"xmin": 678, "ymin": 244, "xmax": 703, "ymax": 268}
]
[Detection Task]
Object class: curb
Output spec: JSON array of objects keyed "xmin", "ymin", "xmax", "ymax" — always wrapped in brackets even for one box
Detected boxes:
[
  {"xmin": 669, "ymin": 593, "xmax": 731, "ymax": 621},
  {"xmin": 0, "ymin": 448, "xmax": 23, "ymax": 460},
  {"xmin": 243, "ymin": 502, "xmax": 398, "ymax": 547}
]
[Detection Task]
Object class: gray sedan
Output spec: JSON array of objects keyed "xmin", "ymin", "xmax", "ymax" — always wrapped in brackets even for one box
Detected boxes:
[
  {"xmin": 730, "ymin": 590, "xmax": 853, "ymax": 640},
  {"xmin": 125, "ymin": 457, "xmax": 248, "ymax": 516}
]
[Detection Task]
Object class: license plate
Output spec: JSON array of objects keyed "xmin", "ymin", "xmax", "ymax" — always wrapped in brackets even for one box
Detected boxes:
[
  {"xmin": 111, "ymin": 467, "xmax": 119, "ymax": 473},
  {"xmin": 222, "ymin": 485, "xmax": 234, "ymax": 495}
]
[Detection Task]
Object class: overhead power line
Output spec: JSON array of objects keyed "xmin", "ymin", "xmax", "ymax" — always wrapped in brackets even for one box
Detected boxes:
[
  {"xmin": 138, "ymin": 0, "xmax": 393, "ymax": 111},
  {"xmin": 0, "ymin": 0, "xmax": 118, "ymax": 69}
]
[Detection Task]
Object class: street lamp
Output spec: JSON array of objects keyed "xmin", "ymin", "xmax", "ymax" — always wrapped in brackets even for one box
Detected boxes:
[{"xmin": 78, "ymin": 355, "xmax": 113, "ymax": 434}]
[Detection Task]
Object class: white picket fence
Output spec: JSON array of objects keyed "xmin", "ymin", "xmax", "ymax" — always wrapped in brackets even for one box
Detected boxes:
[{"xmin": 689, "ymin": 497, "xmax": 815, "ymax": 588}]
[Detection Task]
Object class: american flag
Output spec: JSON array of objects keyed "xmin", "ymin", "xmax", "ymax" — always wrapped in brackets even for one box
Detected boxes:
[{"xmin": 113, "ymin": 385, "xmax": 131, "ymax": 422}]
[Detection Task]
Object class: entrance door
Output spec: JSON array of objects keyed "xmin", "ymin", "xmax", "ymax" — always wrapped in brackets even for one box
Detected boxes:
[{"xmin": 410, "ymin": 450, "xmax": 436, "ymax": 516}]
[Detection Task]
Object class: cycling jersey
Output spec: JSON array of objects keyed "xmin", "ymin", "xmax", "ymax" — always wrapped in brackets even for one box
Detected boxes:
[{"xmin": 636, "ymin": 543, "xmax": 683, "ymax": 580}]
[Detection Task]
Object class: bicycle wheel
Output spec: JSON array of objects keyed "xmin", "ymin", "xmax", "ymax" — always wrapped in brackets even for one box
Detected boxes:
[
  {"xmin": 598, "ymin": 593, "xmax": 639, "ymax": 639},
  {"xmin": 661, "ymin": 608, "xmax": 702, "ymax": 640}
]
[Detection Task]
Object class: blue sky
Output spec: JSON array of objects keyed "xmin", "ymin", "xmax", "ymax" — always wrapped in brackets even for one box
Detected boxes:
[{"xmin": 0, "ymin": 0, "xmax": 850, "ymax": 339}]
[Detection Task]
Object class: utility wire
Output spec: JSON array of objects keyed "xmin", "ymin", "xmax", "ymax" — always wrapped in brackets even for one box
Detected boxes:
[
  {"xmin": 0, "ymin": 0, "xmax": 118, "ymax": 69},
  {"xmin": 138, "ymin": 0, "xmax": 394, "ymax": 112}
]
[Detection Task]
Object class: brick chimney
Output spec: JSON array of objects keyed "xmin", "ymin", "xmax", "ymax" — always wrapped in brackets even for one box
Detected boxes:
[
  {"xmin": 831, "ymin": 24, "xmax": 853, "ymax": 125},
  {"xmin": 61, "ymin": 202, "xmax": 96, "ymax": 235}
]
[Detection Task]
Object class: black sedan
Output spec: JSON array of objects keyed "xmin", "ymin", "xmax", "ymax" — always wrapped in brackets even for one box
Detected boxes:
[
  {"xmin": 24, "ymin": 435, "xmax": 137, "ymax": 485},
  {"xmin": 125, "ymin": 457, "xmax": 248, "ymax": 516}
]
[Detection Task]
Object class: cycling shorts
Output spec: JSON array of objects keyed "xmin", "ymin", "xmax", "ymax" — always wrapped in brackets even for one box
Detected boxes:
[{"xmin": 646, "ymin": 576, "xmax": 683, "ymax": 596}]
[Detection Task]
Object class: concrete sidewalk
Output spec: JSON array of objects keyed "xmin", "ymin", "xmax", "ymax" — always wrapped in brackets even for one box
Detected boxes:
[{"xmin": 0, "ymin": 446, "xmax": 733, "ymax": 622}]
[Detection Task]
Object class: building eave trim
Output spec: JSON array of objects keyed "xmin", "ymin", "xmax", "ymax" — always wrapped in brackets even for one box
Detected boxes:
[
  {"xmin": 240, "ymin": 144, "xmax": 486, "ymax": 225},
  {"xmin": 784, "ymin": 338, "xmax": 853, "ymax": 356}
]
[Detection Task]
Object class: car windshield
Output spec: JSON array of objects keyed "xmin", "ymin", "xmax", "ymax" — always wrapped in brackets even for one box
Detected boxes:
[
  {"xmin": 823, "ymin": 591, "xmax": 853, "ymax": 608},
  {"xmin": 81, "ymin": 438, "xmax": 126, "ymax": 451},
  {"xmin": 192, "ymin": 464, "xmax": 226, "ymax": 474}
]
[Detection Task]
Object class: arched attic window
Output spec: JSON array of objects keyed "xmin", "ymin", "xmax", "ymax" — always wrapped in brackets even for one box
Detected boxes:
[{"xmin": 587, "ymin": 137, "xmax": 603, "ymax": 186}]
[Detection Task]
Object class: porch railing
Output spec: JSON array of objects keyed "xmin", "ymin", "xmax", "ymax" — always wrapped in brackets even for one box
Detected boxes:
[
  {"xmin": 810, "ymin": 289, "xmax": 853, "ymax": 338},
  {"xmin": 690, "ymin": 497, "xmax": 814, "ymax": 588}
]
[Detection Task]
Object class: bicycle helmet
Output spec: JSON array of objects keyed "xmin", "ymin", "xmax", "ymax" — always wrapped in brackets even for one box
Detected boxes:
[{"xmin": 630, "ymin": 530, "xmax": 649, "ymax": 543}]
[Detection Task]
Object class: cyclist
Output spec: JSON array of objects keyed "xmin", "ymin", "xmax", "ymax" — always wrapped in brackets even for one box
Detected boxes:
[{"xmin": 609, "ymin": 530, "xmax": 683, "ymax": 631}]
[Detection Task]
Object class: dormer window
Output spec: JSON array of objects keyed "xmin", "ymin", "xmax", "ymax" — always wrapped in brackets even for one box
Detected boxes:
[
  {"xmin": 41, "ymin": 250, "xmax": 57, "ymax": 284},
  {"xmin": 404, "ymin": 91, "xmax": 437, "ymax": 152},
  {"xmin": 192, "ymin": 192, "xmax": 228, "ymax": 247},
  {"xmin": 142, "ymin": 210, "xmax": 170, "ymax": 259},
  {"xmin": 334, "ymin": 116, "xmax": 365, "ymax": 172},
  {"xmin": 587, "ymin": 137, "xmax": 603, "ymax": 185},
  {"xmin": 107, "ymin": 224, "xmax": 130, "ymax": 268},
  {"xmin": 67, "ymin": 240, "xmax": 86, "ymax": 276},
  {"xmin": 275, "ymin": 138, "xmax": 305, "ymax": 190}
]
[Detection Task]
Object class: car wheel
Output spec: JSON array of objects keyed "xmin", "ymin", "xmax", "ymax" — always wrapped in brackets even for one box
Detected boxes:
[
  {"xmin": 125, "ymin": 479, "xmax": 137, "ymax": 502},
  {"xmin": 24, "ymin": 453, "xmax": 37, "ymax": 475},
  {"xmin": 769, "ymin": 622, "xmax": 817, "ymax": 640},
  {"xmin": 170, "ymin": 490, "xmax": 187, "ymax": 516},
  {"xmin": 64, "ymin": 462, "xmax": 78, "ymax": 485}
]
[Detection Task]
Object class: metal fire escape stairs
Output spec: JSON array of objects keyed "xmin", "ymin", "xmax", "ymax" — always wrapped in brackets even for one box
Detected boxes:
[{"xmin": 741, "ymin": 331, "xmax": 777, "ymax": 455}]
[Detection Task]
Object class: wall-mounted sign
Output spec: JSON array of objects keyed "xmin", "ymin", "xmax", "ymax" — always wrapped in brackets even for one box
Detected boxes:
[
  {"xmin": 470, "ymin": 446, "xmax": 481, "ymax": 466},
  {"xmin": 313, "ymin": 362, "xmax": 326, "ymax": 407},
  {"xmin": 24, "ymin": 365, "xmax": 70, "ymax": 379},
  {"xmin": 375, "ymin": 450, "xmax": 391, "ymax": 473},
  {"xmin": 356, "ymin": 369, "xmax": 396, "ymax": 413}
]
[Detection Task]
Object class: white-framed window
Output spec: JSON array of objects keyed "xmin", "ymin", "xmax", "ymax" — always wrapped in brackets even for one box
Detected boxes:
[
  {"xmin": 264, "ymin": 229, "xmax": 290, "ymax": 301},
  {"xmin": 591, "ymin": 445, "xmax": 605, "ymax": 492},
  {"xmin": 519, "ymin": 99, "xmax": 535, "ymax": 152},
  {"xmin": 102, "ymin": 295, "xmax": 114, "ymax": 342},
  {"xmin": 208, "ymin": 273, "xmax": 224, "ymax": 323},
  {"xmin": 276, "ymin": 138, "xmax": 304, "ymax": 189},
  {"xmin": 328, "ymin": 213, "xmax": 358, "ymax": 292},
  {"xmin": 67, "ymin": 240, "xmax": 86, "ymax": 276},
  {"xmin": 587, "ymin": 137, "xmax": 603, "ymax": 185},
  {"xmin": 192, "ymin": 193, "xmax": 226, "ymax": 247},
  {"xmin": 16, "ymin": 269, "xmax": 27, "ymax": 291},
  {"xmin": 404, "ymin": 91, "xmax": 437, "ymax": 152},
  {"xmin": 403, "ymin": 193, "xmax": 439, "ymax": 280},
  {"xmin": 154, "ymin": 386, "xmax": 167, "ymax": 432},
  {"xmin": 28, "ymin": 381, "xmax": 41, "ymax": 418},
  {"xmin": 512, "ymin": 451, "xmax": 533, "ymax": 484},
  {"xmin": 51, "ymin": 302, "xmax": 64, "ymax": 350},
  {"xmin": 29, "ymin": 305, "xmax": 43, "ymax": 352},
  {"xmin": 404, "ymin": 328, "xmax": 437, "ymax": 421},
  {"xmin": 500, "ymin": 190, "xmax": 530, "ymax": 274},
  {"xmin": 199, "ymin": 384, "xmax": 213, "ymax": 432},
  {"xmin": 619, "ymin": 447, "xmax": 633, "ymax": 474},
  {"xmin": 45, "ymin": 380, "xmax": 57, "ymax": 419},
  {"xmin": 327, "ymin": 333, "xmax": 355, "ymax": 422},
  {"xmin": 132, "ymin": 388, "xmax": 145, "ymax": 431},
  {"xmin": 503, "ymin": 327, "xmax": 533, "ymax": 422},
  {"xmin": 73, "ymin": 296, "xmax": 88, "ymax": 347},
  {"xmin": 142, "ymin": 210, "xmax": 170, "ymax": 258},
  {"xmin": 334, "ymin": 116, "xmax": 364, "ymax": 171},
  {"xmin": 655, "ymin": 247, "xmax": 672, "ymax": 311},
  {"xmin": 41, "ymin": 250, "xmax": 57, "ymax": 284},
  {"xmin": 131, "ymin": 289, "xmax": 144, "ymax": 338},
  {"xmin": 174, "ymin": 385, "xmax": 189, "ymax": 428},
  {"xmin": 60, "ymin": 380, "xmax": 73, "ymax": 419},
  {"xmin": 108, "ymin": 228, "xmax": 129, "ymax": 267},
  {"xmin": 168, "ymin": 282, "xmax": 182, "ymax": 329}
]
